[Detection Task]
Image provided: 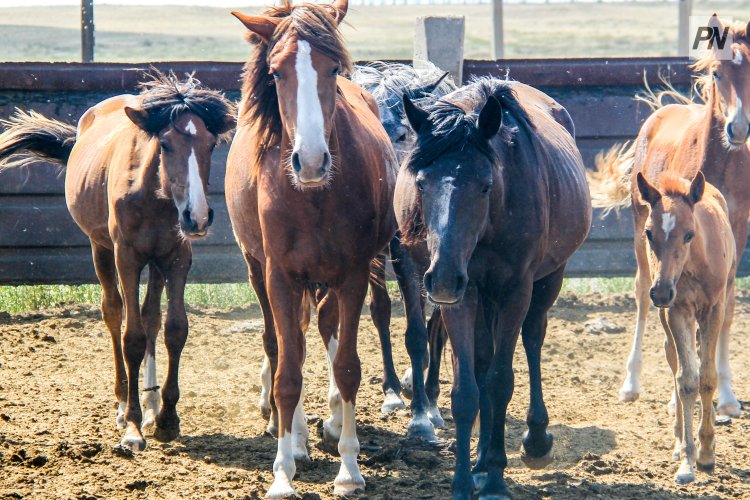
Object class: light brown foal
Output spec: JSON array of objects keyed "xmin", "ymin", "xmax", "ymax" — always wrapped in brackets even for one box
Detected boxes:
[
  {"xmin": 0, "ymin": 73, "xmax": 235, "ymax": 451},
  {"xmin": 636, "ymin": 171, "xmax": 735, "ymax": 484}
]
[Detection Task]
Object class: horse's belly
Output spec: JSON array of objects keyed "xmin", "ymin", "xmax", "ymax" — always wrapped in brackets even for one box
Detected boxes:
[{"xmin": 64, "ymin": 148, "xmax": 111, "ymax": 246}]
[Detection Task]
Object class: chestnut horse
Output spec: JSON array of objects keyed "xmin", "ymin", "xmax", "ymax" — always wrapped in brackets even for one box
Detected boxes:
[
  {"xmin": 0, "ymin": 73, "xmax": 235, "ymax": 451},
  {"xmin": 225, "ymin": 1, "xmax": 430, "ymax": 497},
  {"xmin": 397, "ymin": 79, "xmax": 591, "ymax": 499},
  {"xmin": 590, "ymin": 14, "xmax": 745, "ymax": 417},
  {"xmin": 635, "ymin": 171, "xmax": 734, "ymax": 484}
]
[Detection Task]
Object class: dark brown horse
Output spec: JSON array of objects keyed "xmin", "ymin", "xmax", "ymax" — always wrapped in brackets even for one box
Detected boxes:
[
  {"xmin": 225, "ymin": 1, "xmax": 430, "ymax": 497},
  {"xmin": 0, "ymin": 73, "xmax": 235, "ymax": 451},
  {"xmin": 397, "ymin": 79, "xmax": 591, "ymax": 499}
]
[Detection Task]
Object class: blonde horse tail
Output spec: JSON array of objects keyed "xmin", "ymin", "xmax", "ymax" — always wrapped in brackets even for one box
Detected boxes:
[
  {"xmin": 0, "ymin": 109, "xmax": 77, "ymax": 169},
  {"xmin": 587, "ymin": 141, "xmax": 636, "ymax": 216}
]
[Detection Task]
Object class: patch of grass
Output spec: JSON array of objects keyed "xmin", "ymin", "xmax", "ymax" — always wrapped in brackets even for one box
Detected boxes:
[
  {"xmin": 0, "ymin": 283, "xmax": 257, "ymax": 314},
  {"xmin": 561, "ymin": 277, "xmax": 633, "ymax": 295}
]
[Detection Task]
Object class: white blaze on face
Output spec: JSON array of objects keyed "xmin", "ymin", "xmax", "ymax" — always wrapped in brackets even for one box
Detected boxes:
[
  {"xmin": 662, "ymin": 212, "xmax": 676, "ymax": 241},
  {"xmin": 186, "ymin": 147, "xmax": 209, "ymax": 227},
  {"xmin": 733, "ymin": 48, "xmax": 743, "ymax": 66},
  {"xmin": 435, "ymin": 176, "xmax": 456, "ymax": 235},
  {"xmin": 293, "ymin": 40, "xmax": 327, "ymax": 167},
  {"xmin": 185, "ymin": 119, "xmax": 197, "ymax": 135}
]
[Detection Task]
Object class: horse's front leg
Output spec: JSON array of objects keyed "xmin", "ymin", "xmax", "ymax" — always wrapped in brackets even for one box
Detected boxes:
[
  {"xmin": 114, "ymin": 244, "xmax": 148, "ymax": 451},
  {"xmin": 441, "ymin": 285, "xmax": 479, "ymax": 500},
  {"xmin": 717, "ymin": 283, "xmax": 741, "ymax": 417},
  {"xmin": 265, "ymin": 264, "xmax": 305, "ymax": 499},
  {"xmin": 520, "ymin": 267, "xmax": 566, "ymax": 468},
  {"xmin": 696, "ymin": 304, "xmax": 722, "ymax": 473},
  {"xmin": 332, "ymin": 269, "xmax": 370, "ymax": 496},
  {"xmin": 152, "ymin": 244, "xmax": 190, "ymax": 443},
  {"xmin": 390, "ymin": 237, "xmax": 435, "ymax": 439},
  {"xmin": 479, "ymin": 280, "xmax": 533, "ymax": 500}
]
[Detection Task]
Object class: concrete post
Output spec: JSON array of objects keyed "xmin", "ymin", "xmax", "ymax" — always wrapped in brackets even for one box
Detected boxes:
[
  {"xmin": 677, "ymin": 0, "xmax": 692, "ymax": 57},
  {"xmin": 414, "ymin": 16, "xmax": 465, "ymax": 84}
]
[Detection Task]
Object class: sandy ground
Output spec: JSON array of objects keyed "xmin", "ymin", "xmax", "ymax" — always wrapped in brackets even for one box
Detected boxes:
[{"xmin": 0, "ymin": 291, "xmax": 749, "ymax": 499}]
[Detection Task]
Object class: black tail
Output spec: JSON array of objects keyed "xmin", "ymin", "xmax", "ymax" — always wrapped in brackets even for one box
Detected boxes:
[{"xmin": 0, "ymin": 109, "xmax": 77, "ymax": 168}]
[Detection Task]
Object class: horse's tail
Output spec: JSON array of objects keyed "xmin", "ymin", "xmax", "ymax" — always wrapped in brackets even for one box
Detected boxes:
[
  {"xmin": 587, "ymin": 141, "xmax": 635, "ymax": 216},
  {"xmin": 0, "ymin": 110, "xmax": 77, "ymax": 169}
]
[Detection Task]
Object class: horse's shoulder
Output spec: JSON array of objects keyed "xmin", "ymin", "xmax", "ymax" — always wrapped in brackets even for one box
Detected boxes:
[{"xmin": 78, "ymin": 94, "xmax": 140, "ymax": 137}]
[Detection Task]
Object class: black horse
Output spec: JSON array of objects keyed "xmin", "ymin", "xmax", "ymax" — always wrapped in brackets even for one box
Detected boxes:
[{"xmin": 395, "ymin": 78, "xmax": 591, "ymax": 499}]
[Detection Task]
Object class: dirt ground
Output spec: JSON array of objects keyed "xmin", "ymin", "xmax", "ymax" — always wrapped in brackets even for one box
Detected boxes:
[{"xmin": 1, "ymin": 290, "xmax": 749, "ymax": 499}]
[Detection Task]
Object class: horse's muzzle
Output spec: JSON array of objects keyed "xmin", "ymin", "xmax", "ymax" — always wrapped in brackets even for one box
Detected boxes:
[
  {"xmin": 180, "ymin": 207, "xmax": 213, "ymax": 239},
  {"xmin": 292, "ymin": 150, "xmax": 331, "ymax": 186},
  {"xmin": 424, "ymin": 266, "xmax": 468, "ymax": 305},
  {"xmin": 649, "ymin": 282, "xmax": 675, "ymax": 308}
]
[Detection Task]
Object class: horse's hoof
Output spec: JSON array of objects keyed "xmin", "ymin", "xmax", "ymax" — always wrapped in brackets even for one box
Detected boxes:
[
  {"xmin": 472, "ymin": 472, "xmax": 488, "ymax": 491},
  {"xmin": 427, "ymin": 404, "xmax": 445, "ymax": 428},
  {"xmin": 478, "ymin": 482, "xmax": 513, "ymax": 500},
  {"xmin": 667, "ymin": 400, "xmax": 676, "ymax": 417},
  {"xmin": 400, "ymin": 368, "xmax": 414, "ymax": 401},
  {"xmin": 153, "ymin": 420, "xmax": 180, "ymax": 443},
  {"xmin": 120, "ymin": 433, "xmax": 147, "ymax": 452},
  {"xmin": 265, "ymin": 477, "xmax": 298, "ymax": 499},
  {"xmin": 266, "ymin": 421, "xmax": 279, "ymax": 439},
  {"xmin": 697, "ymin": 461, "xmax": 715, "ymax": 473},
  {"xmin": 717, "ymin": 401, "xmax": 741, "ymax": 418},
  {"xmin": 321, "ymin": 420, "xmax": 341, "ymax": 449},
  {"xmin": 381, "ymin": 389, "xmax": 406, "ymax": 414},
  {"xmin": 520, "ymin": 431, "xmax": 553, "ymax": 469},
  {"xmin": 674, "ymin": 462, "xmax": 695, "ymax": 485},
  {"xmin": 333, "ymin": 474, "xmax": 365, "ymax": 497},
  {"xmin": 672, "ymin": 449, "xmax": 681, "ymax": 462},
  {"xmin": 407, "ymin": 414, "xmax": 437, "ymax": 442},
  {"xmin": 618, "ymin": 387, "xmax": 639, "ymax": 402},
  {"xmin": 260, "ymin": 405, "xmax": 272, "ymax": 421},
  {"xmin": 141, "ymin": 409, "xmax": 157, "ymax": 434},
  {"xmin": 116, "ymin": 402, "xmax": 126, "ymax": 430}
]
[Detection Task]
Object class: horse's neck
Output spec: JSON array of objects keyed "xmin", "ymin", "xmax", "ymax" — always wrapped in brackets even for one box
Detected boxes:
[
  {"xmin": 698, "ymin": 86, "xmax": 733, "ymax": 176},
  {"xmin": 131, "ymin": 138, "xmax": 163, "ymax": 198}
]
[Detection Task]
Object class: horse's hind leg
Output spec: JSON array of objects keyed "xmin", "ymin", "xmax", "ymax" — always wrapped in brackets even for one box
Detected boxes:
[
  {"xmin": 317, "ymin": 290, "xmax": 343, "ymax": 448},
  {"xmin": 717, "ymin": 283, "xmax": 741, "ymax": 417},
  {"xmin": 390, "ymin": 236, "xmax": 435, "ymax": 440},
  {"xmin": 91, "ymin": 243, "xmax": 126, "ymax": 429},
  {"xmin": 246, "ymin": 253, "xmax": 279, "ymax": 436},
  {"xmin": 620, "ymin": 236, "xmax": 651, "ymax": 402},
  {"xmin": 520, "ymin": 266, "xmax": 565, "ymax": 468},
  {"xmin": 369, "ymin": 253, "xmax": 406, "ymax": 414},
  {"xmin": 425, "ymin": 308, "xmax": 446, "ymax": 427},
  {"xmin": 153, "ymin": 244, "xmax": 191, "ymax": 443},
  {"xmin": 140, "ymin": 263, "xmax": 164, "ymax": 433}
]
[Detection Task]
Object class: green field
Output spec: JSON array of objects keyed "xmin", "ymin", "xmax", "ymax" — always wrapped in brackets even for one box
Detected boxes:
[{"xmin": 0, "ymin": 2, "xmax": 749, "ymax": 62}]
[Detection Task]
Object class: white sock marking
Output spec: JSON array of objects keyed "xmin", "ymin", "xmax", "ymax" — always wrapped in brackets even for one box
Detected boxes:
[
  {"xmin": 324, "ymin": 337, "xmax": 343, "ymax": 442},
  {"xmin": 334, "ymin": 401, "xmax": 365, "ymax": 495},
  {"xmin": 662, "ymin": 212, "xmax": 676, "ymax": 241},
  {"xmin": 259, "ymin": 354, "xmax": 272, "ymax": 414}
]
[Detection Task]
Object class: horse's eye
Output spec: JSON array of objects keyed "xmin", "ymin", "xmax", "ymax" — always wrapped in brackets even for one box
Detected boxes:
[
  {"xmin": 684, "ymin": 231, "xmax": 695, "ymax": 243},
  {"xmin": 645, "ymin": 229, "xmax": 653, "ymax": 242},
  {"xmin": 271, "ymin": 70, "xmax": 281, "ymax": 80},
  {"xmin": 396, "ymin": 133, "xmax": 407, "ymax": 143},
  {"xmin": 714, "ymin": 72, "xmax": 722, "ymax": 81},
  {"xmin": 159, "ymin": 141, "xmax": 171, "ymax": 153},
  {"xmin": 416, "ymin": 180, "xmax": 425, "ymax": 193},
  {"xmin": 331, "ymin": 66, "xmax": 340, "ymax": 77},
  {"xmin": 481, "ymin": 183, "xmax": 491, "ymax": 195}
]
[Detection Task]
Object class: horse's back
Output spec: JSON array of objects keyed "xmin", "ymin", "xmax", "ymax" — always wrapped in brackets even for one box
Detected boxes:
[{"xmin": 66, "ymin": 94, "xmax": 140, "ymax": 246}]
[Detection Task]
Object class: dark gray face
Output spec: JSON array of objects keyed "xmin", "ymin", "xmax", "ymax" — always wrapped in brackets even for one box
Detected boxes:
[
  {"xmin": 378, "ymin": 100, "xmax": 413, "ymax": 162},
  {"xmin": 417, "ymin": 154, "xmax": 494, "ymax": 304}
]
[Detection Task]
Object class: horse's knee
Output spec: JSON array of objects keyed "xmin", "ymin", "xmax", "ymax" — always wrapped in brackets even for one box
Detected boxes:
[
  {"xmin": 334, "ymin": 356, "xmax": 361, "ymax": 402},
  {"xmin": 164, "ymin": 317, "xmax": 188, "ymax": 352}
]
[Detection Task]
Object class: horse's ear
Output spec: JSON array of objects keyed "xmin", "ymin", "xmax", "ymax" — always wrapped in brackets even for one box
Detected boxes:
[
  {"xmin": 124, "ymin": 106, "xmax": 151, "ymax": 132},
  {"xmin": 231, "ymin": 11, "xmax": 279, "ymax": 42},
  {"xmin": 412, "ymin": 72, "xmax": 450, "ymax": 99},
  {"xmin": 215, "ymin": 114, "xmax": 237, "ymax": 136},
  {"xmin": 708, "ymin": 13, "xmax": 725, "ymax": 36},
  {"xmin": 689, "ymin": 171, "xmax": 706, "ymax": 204},
  {"xmin": 636, "ymin": 172, "xmax": 661, "ymax": 206},
  {"xmin": 331, "ymin": 0, "xmax": 348, "ymax": 25},
  {"xmin": 403, "ymin": 95, "xmax": 430, "ymax": 132},
  {"xmin": 477, "ymin": 96, "xmax": 502, "ymax": 139}
]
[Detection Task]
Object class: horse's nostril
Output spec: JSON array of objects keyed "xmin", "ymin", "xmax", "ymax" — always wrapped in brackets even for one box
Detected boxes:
[
  {"xmin": 321, "ymin": 152, "xmax": 330, "ymax": 171},
  {"xmin": 292, "ymin": 152, "xmax": 302, "ymax": 172},
  {"xmin": 455, "ymin": 274, "xmax": 467, "ymax": 295},
  {"xmin": 207, "ymin": 208, "xmax": 214, "ymax": 226},
  {"xmin": 182, "ymin": 208, "xmax": 191, "ymax": 221},
  {"xmin": 649, "ymin": 287, "xmax": 656, "ymax": 301},
  {"xmin": 423, "ymin": 272, "xmax": 433, "ymax": 292},
  {"xmin": 668, "ymin": 288, "xmax": 675, "ymax": 302}
]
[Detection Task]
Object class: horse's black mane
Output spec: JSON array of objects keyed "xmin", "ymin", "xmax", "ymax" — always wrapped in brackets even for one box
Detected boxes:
[
  {"xmin": 135, "ymin": 70, "xmax": 236, "ymax": 138},
  {"xmin": 405, "ymin": 77, "xmax": 535, "ymax": 171}
]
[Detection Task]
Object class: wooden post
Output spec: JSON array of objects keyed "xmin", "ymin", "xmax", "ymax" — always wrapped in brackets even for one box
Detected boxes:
[
  {"xmin": 492, "ymin": 0, "xmax": 504, "ymax": 59},
  {"xmin": 677, "ymin": 0, "xmax": 692, "ymax": 57},
  {"xmin": 81, "ymin": 0, "xmax": 94, "ymax": 63},
  {"xmin": 414, "ymin": 16, "xmax": 465, "ymax": 84}
]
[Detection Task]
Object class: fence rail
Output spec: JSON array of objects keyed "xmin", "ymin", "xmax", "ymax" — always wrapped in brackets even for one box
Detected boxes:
[{"xmin": 1, "ymin": 57, "xmax": 745, "ymax": 284}]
